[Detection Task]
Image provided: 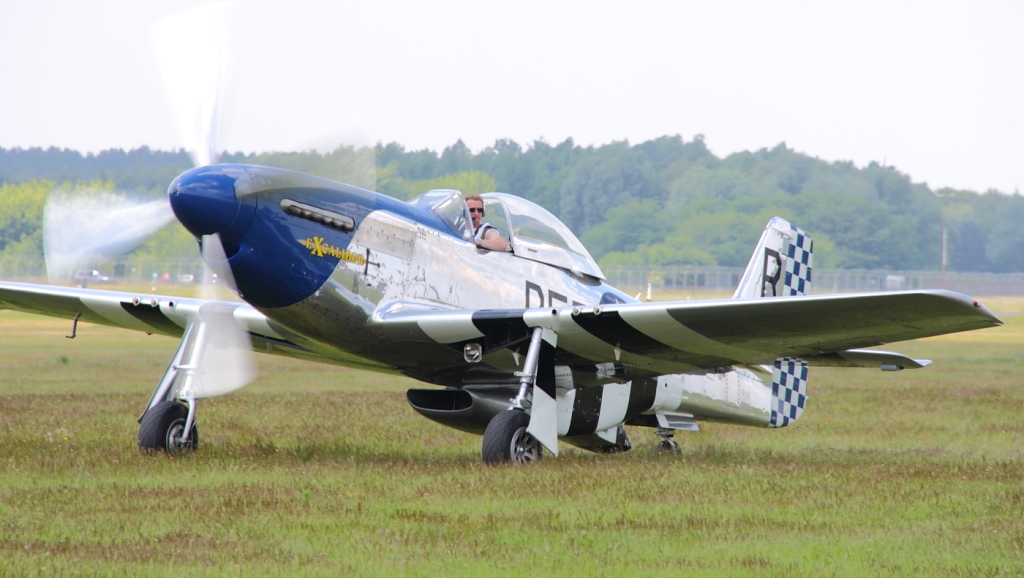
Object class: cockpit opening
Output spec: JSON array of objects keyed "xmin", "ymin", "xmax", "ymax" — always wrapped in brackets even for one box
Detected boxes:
[
  {"xmin": 482, "ymin": 193, "xmax": 604, "ymax": 279},
  {"xmin": 406, "ymin": 189, "xmax": 604, "ymax": 279}
]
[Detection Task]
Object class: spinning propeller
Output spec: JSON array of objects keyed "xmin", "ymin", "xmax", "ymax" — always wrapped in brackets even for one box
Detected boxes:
[
  {"xmin": 43, "ymin": 2, "xmax": 235, "ymax": 285},
  {"xmin": 42, "ymin": 189, "xmax": 176, "ymax": 285},
  {"xmin": 154, "ymin": 2, "xmax": 257, "ymax": 399},
  {"xmin": 43, "ymin": 2, "xmax": 256, "ymax": 399},
  {"xmin": 151, "ymin": 1, "xmax": 233, "ymax": 169},
  {"xmin": 42, "ymin": 2, "xmax": 378, "ymax": 400},
  {"xmin": 182, "ymin": 232, "xmax": 257, "ymax": 399}
]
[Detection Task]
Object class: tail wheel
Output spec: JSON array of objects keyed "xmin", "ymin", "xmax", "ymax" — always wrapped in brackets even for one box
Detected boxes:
[
  {"xmin": 656, "ymin": 439, "xmax": 680, "ymax": 454},
  {"xmin": 482, "ymin": 410, "xmax": 542, "ymax": 465},
  {"xmin": 654, "ymin": 427, "xmax": 680, "ymax": 454},
  {"xmin": 139, "ymin": 401, "xmax": 198, "ymax": 452}
]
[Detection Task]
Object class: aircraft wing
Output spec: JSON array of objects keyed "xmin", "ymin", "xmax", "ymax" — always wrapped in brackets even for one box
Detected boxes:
[
  {"xmin": 374, "ymin": 290, "xmax": 1001, "ymax": 377},
  {"xmin": 0, "ymin": 280, "xmax": 281, "ymax": 341}
]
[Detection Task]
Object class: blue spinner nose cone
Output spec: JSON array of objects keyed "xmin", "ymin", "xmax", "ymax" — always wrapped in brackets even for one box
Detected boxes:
[{"xmin": 168, "ymin": 165, "xmax": 256, "ymax": 245}]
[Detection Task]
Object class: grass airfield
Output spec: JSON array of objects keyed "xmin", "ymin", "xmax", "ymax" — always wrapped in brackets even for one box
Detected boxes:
[{"xmin": 1, "ymin": 291, "xmax": 1023, "ymax": 577}]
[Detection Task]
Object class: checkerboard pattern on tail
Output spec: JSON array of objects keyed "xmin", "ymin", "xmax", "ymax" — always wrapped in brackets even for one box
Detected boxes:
[
  {"xmin": 782, "ymin": 230, "xmax": 813, "ymax": 296},
  {"xmin": 769, "ymin": 357, "xmax": 809, "ymax": 427},
  {"xmin": 733, "ymin": 217, "xmax": 814, "ymax": 300}
]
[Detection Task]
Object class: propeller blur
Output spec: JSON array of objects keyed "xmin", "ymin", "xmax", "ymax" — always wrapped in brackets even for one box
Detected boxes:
[
  {"xmin": 151, "ymin": 1, "xmax": 234, "ymax": 168},
  {"xmin": 43, "ymin": 188, "xmax": 176, "ymax": 284}
]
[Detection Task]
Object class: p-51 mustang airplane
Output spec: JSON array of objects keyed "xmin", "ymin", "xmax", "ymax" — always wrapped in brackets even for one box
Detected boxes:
[
  {"xmin": 0, "ymin": 163, "xmax": 1003, "ymax": 463},
  {"xmin": 0, "ymin": 3, "xmax": 1003, "ymax": 463}
]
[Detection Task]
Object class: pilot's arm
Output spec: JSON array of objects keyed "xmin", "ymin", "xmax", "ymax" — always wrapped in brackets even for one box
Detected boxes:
[{"xmin": 477, "ymin": 227, "xmax": 509, "ymax": 252}]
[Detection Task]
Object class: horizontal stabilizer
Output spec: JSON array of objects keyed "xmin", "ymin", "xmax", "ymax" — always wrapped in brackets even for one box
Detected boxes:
[
  {"xmin": 803, "ymin": 349, "xmax": 931, "ymax": 370},
  {"xmin": 655, "ymin": 411, "xmax": 699, "ymax": 431}
]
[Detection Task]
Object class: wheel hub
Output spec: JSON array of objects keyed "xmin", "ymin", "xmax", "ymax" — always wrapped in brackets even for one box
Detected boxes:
[
  {"xmin": 165, "ymin": 418, "xmax": 194, "ymax": 452},
  {"xmin": 510, "ymin": 426, "xmax": 541, "ymax": 464}
]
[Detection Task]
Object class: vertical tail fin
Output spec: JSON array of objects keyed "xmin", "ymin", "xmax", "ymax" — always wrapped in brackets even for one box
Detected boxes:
[
  {"xmin": 733, "ymin": 217, "xmax": 813, "ymax": 299},
  {"xmin": 735, "ymin": 218, "xmax": 813, "ymax": 427}
]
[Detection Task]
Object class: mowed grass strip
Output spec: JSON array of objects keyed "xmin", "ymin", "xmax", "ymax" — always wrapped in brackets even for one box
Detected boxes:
[{"xmin": 1, "ymin": 298, "xmax": 1023, "ymax": 577}]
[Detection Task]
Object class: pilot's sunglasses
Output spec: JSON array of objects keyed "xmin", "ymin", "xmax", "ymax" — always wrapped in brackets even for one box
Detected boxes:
[{"xmin": 469, "ymin": 208, "xmax": 484, "ymax": 213}]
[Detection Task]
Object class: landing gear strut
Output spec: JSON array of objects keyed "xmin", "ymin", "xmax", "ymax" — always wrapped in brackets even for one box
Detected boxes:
[
  {"xmin": 655, "ymin": 427, "xmax": 680, "ymax": 454},
  {"xmin": 138, "ymin": 319, "xmax": 206, "ymax": 452},
  {"xmin": 483, "ymin": 327, "xmax": 548, "ymax": 464}
]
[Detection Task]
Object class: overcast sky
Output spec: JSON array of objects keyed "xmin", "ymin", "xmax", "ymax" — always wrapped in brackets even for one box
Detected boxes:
[{"xmin": 1, "ymin": 1, "xmax": 1021, "ymax": 193}]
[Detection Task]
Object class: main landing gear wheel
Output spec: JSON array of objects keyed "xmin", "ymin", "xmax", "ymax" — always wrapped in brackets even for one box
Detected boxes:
[
  {"xmin": 482, "ymin": 410, "xmax": 542, "ymax": 465},
  {"xmin": 138, "ymin": 401, "xmax": 198, "ymax": 452}
]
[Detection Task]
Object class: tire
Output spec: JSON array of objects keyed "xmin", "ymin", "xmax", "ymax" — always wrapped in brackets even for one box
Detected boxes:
[
  {"xmin": 138, "ymin": 401, "xmax": 198, "ymax": 452},
  {"xmin": 656, "ymin": 439, "xmax": 680, "ymax": 454},
  {"xmin": 482, "ymin": 410, "xmax": 541, "ymax": 465}
]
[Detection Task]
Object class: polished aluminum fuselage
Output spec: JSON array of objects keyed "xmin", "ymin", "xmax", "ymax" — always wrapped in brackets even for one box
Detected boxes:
[{"xmin": 260, "ymin": 208, "xmax": 776, "ymax": 428}]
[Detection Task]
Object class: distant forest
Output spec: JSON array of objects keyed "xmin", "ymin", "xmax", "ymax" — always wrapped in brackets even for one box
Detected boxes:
[{"xmin": 2, "ymin": 136, "xmax": 1023, "ymax": 273}]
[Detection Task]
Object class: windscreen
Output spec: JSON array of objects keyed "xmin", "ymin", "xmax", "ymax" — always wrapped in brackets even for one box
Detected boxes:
[{"xmin": 408, "ymin": 189, "xmax": 471, "ymax": 239}]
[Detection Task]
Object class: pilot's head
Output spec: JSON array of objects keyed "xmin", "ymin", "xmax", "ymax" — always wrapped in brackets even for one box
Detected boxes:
[{"xmin": 465, "ymin": 194, "xmax": 485, "ymax": 228}]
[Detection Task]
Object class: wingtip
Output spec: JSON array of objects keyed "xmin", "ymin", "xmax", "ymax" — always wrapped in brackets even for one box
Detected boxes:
[{"xmin": 949, "ymin": 294, "xmax": 1003, "ymax": 327}]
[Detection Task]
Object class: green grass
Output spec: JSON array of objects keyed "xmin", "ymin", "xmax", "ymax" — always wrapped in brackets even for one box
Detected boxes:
[{"xmin": 1, "ymin": 298, "xmax": 1023, "ymax": 576}]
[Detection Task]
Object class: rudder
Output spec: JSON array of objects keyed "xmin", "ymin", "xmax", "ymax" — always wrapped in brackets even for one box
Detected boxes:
[{"xmin": 733, "ymin": 217, "xmax": 813, "ymax": 299}]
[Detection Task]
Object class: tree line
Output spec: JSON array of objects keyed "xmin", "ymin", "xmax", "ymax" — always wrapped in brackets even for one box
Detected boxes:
[{"xmin": 1, "ymin": 137, "xmax": 1022, "ymax": 272}]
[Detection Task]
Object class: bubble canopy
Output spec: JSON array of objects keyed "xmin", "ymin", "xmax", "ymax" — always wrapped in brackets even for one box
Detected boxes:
[{"xmin": 407, "ymin": 190, "xmax": 604, "ymax": 279}]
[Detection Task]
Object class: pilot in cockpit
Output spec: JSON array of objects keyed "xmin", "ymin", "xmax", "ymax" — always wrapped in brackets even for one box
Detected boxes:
[{"xmin": 465, "ymin": 195, "xmax": 509, "ymax": 252}]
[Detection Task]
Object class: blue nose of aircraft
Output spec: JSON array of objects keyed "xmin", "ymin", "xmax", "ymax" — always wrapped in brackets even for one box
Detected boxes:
[{"xmin": 168, "ymin": 165, "xmax": 257, "ymax": 246}]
